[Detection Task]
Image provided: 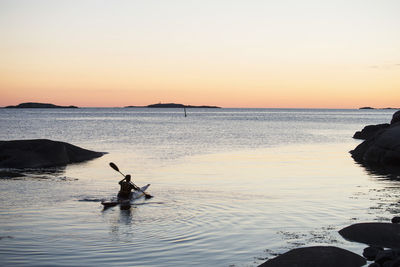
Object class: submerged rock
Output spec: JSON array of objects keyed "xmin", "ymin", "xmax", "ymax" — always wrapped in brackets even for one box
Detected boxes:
[
  {"xmin": 258, "ymin": 246, "xmax": 366, "ymax": 267},
  {"xmin": 0, "ymin": 139, "xmax": 105, "ymax": 168},
  {"xmin": 339, "ymin": 223, "xmax": 400, "ymax": 249}
]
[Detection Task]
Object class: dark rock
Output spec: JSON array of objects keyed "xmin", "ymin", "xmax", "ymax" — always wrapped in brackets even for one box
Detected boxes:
[
  {"xmin": 364, "ymin": 246, "xmax": 384, "ymax": 261},
  {"xmin": 258, "ymin": 246, "xmax": 366, "ymax": 267},
  {"xmin": 390, "ymin": 257, "xmax": 400, "ymax": 267},
  {"xmin": 5, "ymin": 102, "xmax": 78, "ymax": 108},
  {"xmin": 392, "ymin": 217, "xmax": 400, "ymax": 224},
  {"xmin": 351, "ymin": 111, "xmax": 400, "ymax": 167},
  {"xmin": 350, "ymin": 124, "xmax": 400, "ymax": 166},
  {"xmin": 339, "ymin": 223, "xmax": 400, "ymax": 249},
  {"xmin": 391, "ymin": 111, "xmax": 400, "ymax": 125},
  {"xmin": 383, "ymin": 261, "xmax": 393, "ymax": 267},
  {"xmin": 0, "ymin": 139, "xmax": 105, "ymax": 168},
  {"xmin": 375, "ymin": 250, "xmax": 399, "ymax": 265},
  {"xmin": 353, "ymin": 124, "xmax": 390, "ymax": 140}
]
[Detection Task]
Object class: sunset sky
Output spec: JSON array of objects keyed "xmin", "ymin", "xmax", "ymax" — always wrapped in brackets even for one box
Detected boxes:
[{"xmin": 1, "ymin": 0, "xmax": 399, "ymax": 108}]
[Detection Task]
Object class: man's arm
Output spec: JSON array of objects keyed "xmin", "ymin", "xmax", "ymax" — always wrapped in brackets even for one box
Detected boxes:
[{"xmin": 130, "ymin": 182, "xmax": 140, "ymax": 191}]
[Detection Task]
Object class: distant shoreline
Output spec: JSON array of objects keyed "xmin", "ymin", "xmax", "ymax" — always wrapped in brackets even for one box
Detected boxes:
[
  {"xmin": 2, "ymin": 102, "xmax": 398, "ymax": 110},
  {"xmin": 3, "ymin": 102, "xmax": 221, "ymax": 109},
  {"xmin": 125, "ymin": 103, "xmax": 221, "ymax": 109},
  {"xmin": 359, "ymin": 107, "xmax": 398, "ymax": 110},
  {"xmin": 4, "ymin": 102, "xmax": 78, "ymax": 109}
]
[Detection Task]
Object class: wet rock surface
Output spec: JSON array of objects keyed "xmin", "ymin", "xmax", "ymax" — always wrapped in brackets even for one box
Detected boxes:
[
  {"xmin": 339, "ymin": 223, "xmax": 400, "ymax": 249},
  {"xmin": 257, "ymin": 246, "xmax": 366, "ymax": 267}
]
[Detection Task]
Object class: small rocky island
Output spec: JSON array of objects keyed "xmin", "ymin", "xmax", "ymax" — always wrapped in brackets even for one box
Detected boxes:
[
  {"xmin": 0, "ymin": 139, "xmax": 104, "ymax": 169},
  {"xmin": 5, "ymin": 102, "xmax": 78, "ymax": 108},
  {"xmin": 125, "ymin": 103, "xmax": 221, "ymax": 108},
  {"xmin": 359, "ymin": 107, "xmax": 398, "ymax": 110}
]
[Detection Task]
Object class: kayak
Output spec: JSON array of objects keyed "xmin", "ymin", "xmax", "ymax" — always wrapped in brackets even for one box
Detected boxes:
[{"xmin": 101, "ymin": 184, "xmax": 151, "ymax": 208}]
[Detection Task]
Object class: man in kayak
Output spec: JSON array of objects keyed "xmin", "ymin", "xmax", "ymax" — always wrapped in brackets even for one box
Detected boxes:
[{"xmin": 118, "ymin": 174, "xmax": 140, "ymax": 199}]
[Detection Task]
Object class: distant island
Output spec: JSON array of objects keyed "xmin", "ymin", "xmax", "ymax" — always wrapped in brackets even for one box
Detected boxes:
[
  {"xmin": 125, "ymin": 103, "xmax": 221, "ymax": 108},
  {"xmin": 5, "ymin": 102, "xmax": 78, "ymax": 108},
  {"xmin": 359, "ymin": 107, "xmax": 398, "ymax": 110}
]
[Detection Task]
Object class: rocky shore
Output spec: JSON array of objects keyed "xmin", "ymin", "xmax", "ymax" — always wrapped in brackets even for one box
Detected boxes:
[
  {"xmin": 0, "ymin": 139, "xmax": 105, "ymax": 169},
  {"xmin": 351, "ymin": 110, "xmax": 400, "ymax": 168},
  {"xmin": 258, "ymin": 110, "xmax": 400, "ymax": 267}
]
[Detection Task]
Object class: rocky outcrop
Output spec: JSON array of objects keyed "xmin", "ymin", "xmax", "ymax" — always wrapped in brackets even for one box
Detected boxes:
[
  {"xmin": 0, "ymin": 139, "xmax": 105, "ymax": 168},
  {"xmin": 351, "ymin": 111, "xmax": 400, "ymax": 166},
  {"xmin": 339, "ymin": 223, "xmax": 400, "ymax": 249},
  {"xmin": 339, "ymin": 221, "xmax": 400, "ymax": 266},
  {"xmin": 353, "ymin": 123, "xmax": 390, "ymax": 140},
  {"xmin": 5, "ymin": 102, "xmax": 78, "ymax": 108},
  {"xmin": 391, "ymin": 110, "xmax": 400, "ymax": 125},
  {"xmin": 258, "ymin": 246, "xmax": 366, "ymax": 267},
  {"xmin": 350, "ymin": 124, "xmax": 400, "ymax": 165}
]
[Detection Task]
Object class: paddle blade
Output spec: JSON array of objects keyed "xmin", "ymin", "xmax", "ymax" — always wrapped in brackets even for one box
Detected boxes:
[
  {"xmin": 109, "ymin": 162, "xmax": 119, "ymax": 172},
  {"xmin": 144, "ymin": 194, "xmax": 153, "ymax": 199}
]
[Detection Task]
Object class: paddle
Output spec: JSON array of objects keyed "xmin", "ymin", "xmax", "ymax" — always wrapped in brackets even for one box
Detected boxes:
[{"xmin": 109, "ymin": 162, "xmax": 153, "ymax": 199}]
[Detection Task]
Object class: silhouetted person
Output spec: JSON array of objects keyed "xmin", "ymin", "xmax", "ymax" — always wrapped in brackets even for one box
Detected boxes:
[{"xmin": 118, "ymin": 175, "xmax": 139, "ymax": 199}]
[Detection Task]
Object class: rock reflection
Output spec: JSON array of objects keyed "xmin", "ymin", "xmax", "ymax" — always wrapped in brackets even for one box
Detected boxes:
[
  {"xmin": 0, "ymin": 166, "xmax": 66, "ymax": 179},
  {"xmin": 355, "ymin": 161, "xmax": 400, "ymax": 181}
]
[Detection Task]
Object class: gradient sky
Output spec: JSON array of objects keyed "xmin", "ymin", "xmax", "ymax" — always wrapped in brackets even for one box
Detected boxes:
[{"xmin": 1, "ymin": 0, "xmax": 399, "ymax": 108}]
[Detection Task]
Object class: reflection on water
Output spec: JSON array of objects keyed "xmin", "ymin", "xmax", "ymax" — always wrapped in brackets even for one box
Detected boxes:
[
  {"xmin": 1, "ymin": 108, "xmax": 399, "ymax": 266},
  {"xmin": 2, "ymin": 142, "xmax": 400, "ymax": 266},
  {"xmin": 355, "ymin": 162, "xmax": 400, "ymax": 180},
  {"xmin": 0, "ymin": 166, "xmax": 66, "ymax": 180}
]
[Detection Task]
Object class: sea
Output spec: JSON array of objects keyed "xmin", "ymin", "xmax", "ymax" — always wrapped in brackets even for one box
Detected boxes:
[{"xmin": 0, "ymin": 108, "xmax": 398, "ymax": 267}]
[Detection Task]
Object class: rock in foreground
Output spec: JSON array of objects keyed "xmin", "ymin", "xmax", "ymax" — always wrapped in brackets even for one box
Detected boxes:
[
  {"xmin": 339, "ymin": 223, "xmax": 400, "ymax": 249},
  {"xmin": 0, "ymin": 139, "xmax": 105, "ymax": 168},
  {"xmin": 258, "ymin": 246, "xmax": 366, "ymax": 267}
]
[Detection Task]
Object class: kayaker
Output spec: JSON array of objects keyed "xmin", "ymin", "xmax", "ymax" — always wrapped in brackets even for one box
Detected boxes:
[{"xmin": 118, "ymin": 174, "xmax": 139, "ymax": 199}]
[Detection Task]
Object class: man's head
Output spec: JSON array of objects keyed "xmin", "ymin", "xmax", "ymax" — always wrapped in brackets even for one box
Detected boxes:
[{"xmin": 125, "ymin": 175, "xmax": 131, "ymax": 182}]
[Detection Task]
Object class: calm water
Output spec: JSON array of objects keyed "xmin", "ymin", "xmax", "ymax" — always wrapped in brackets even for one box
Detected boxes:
[{"xmin": 0, "ymin": 108, "xmax": 399, "ymax": 266}]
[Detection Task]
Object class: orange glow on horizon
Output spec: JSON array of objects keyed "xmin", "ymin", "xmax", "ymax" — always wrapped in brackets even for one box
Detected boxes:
[{"xmin": 1, "ymin": 1, "xmax": 399, "ymax": 108}]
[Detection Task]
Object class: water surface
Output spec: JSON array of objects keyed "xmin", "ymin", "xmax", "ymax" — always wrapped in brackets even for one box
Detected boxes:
[{"xmin": 0, "ymin": 108, "xmax": 398, "ymax": 266}]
